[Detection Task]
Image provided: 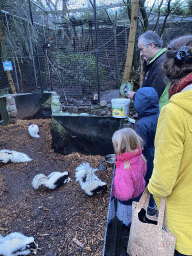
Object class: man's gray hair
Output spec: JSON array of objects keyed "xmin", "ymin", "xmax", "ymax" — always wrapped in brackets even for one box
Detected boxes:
[{"xmin": 138, "ymin": 30, "xmax": 163, "ymax": 48}]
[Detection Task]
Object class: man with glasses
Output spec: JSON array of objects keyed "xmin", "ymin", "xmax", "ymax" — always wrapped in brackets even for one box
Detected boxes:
[{"xmin": 128, "ymin": 30, "xmax": 169, "ymax": 110}]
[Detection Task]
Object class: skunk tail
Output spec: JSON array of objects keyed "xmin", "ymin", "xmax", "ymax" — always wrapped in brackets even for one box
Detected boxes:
[
  {"xmin": 75, "ymin": 162, "xmax": 97, "ymax": 181},
  {"xmin": 28, "ymin": 125, "xmax": 40, "ymax": 138},
  {"xmin": 10, "ymin": 151, "xmax": 32, "ymax": 163},
  {"xmin": 0, "ymin": 150, "xmax": 32, "ymax": 163},
  {"xmin": 32, "ymin": 174, "xmax": 47, "ymax": 189}
]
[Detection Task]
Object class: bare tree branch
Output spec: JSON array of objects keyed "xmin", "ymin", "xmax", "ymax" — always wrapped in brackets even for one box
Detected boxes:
[
  {"xmin": 153, "ymin": 0, "xmax": 164, "ymax": 31},
  {"xmin": 104, "ymin": 9, "xmax": 113, "ymax": 23},
  {"xmin": 148, "ymin": 0, "xmax": 157, "ymax": 18},
  {"xmin": 44, "ymin": 0, "xmax": 60, "ymax": 11},
  {"xmin": 88, "ymin": 0, "xmax": 94, "ymax": 8},
  {"xmin": 123, "ymin": 0, "xmax": 146, "ymax": 31},
  {"xmin": 159, "ymin": 0, "xmax": 172, "ymax": 36},
  {"xmin": 122, "ymin": 0, "xmax": 132, "ymax": 19},
  {"xmin": 139, "ymin": 0, "xmax": 148, "ymax": 31}
]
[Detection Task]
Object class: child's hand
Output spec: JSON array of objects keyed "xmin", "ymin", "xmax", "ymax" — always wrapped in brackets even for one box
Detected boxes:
[{"xmin": 127, "ymin": 91, "xmax": 136, "ymax": 100}]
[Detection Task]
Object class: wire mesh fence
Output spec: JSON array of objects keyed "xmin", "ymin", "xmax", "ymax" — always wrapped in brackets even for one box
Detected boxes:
[
  {"xmin": 1, "ymin": 0, "xmax": 192, "ymax": 104},
  {"xmin": 0, "ymin": 0, "xmax": 131, "ymax": 103}
]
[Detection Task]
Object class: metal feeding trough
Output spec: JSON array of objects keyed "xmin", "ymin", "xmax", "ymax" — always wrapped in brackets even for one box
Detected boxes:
[
  {"xmin": 98, "ymin": 154, "xmax": 116, "ymax": 171},
  {"xmin": 104, "ymin": 154, "xmax": 116, "ymax": 164}
]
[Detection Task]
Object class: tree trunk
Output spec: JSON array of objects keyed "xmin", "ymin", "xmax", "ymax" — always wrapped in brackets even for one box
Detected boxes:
[
  {"xmin": 114, "ymin": 13, "xmax": 120, "ymax": 88},
  {"xmin": 121, "ymin": 0, "xmax": 139, "ymax": 85},
  {"xmin": 7, "ymin": 71, "xmax": 17, "ymax": 94},
  {"xmin": 16, "ymin": 57, "xmax": 23, "ymax": 93}
]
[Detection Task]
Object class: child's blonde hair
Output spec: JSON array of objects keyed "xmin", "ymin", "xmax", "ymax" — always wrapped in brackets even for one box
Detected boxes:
[{"xmin": 112, "ymin": 128, "xmax": 143, "ymax": 156}]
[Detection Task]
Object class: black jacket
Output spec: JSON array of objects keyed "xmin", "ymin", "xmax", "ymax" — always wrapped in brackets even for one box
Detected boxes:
[{"xmin": 142, "ymin": 50, "xmax": 167, "ymax": 99}]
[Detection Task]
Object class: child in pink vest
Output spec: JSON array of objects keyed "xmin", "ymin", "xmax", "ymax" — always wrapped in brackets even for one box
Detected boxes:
[{"xmin": 109, "ymin": 128, "xmax": 147, "ymax": 227}]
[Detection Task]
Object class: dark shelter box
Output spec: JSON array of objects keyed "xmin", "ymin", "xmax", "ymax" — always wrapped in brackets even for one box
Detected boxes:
[{"xmin": 52, "ymin": 115, "xmax": 123, "ymax": 156}]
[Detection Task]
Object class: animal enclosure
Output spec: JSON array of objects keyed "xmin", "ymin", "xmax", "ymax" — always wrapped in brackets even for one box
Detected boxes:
[{"xmin": 1, "ymin": 0, "xmax": 192, "ymax": 105}]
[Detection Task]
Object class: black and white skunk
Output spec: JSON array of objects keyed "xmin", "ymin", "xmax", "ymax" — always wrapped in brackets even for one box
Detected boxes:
[
  {"xmin": 32, "ymin": 171, "xmax": 71, "ymax": 190},
  {"xmin": 28, "ymin": 124, "xmax": 40, "ymax": 138},
  {"xmin": 0, "ymin": 232, "xmax": 38, "ymax": 256},
  {"xmin": 0, "ymin": 150, "xmax": 32, "ymax": 164},
  {"xmin": 75, "ymin": 162, "xmax": 107, "ymax": 196}
]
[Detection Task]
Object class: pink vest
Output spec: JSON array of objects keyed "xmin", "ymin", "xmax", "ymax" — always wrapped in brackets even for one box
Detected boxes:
[{"xmin": 113, "ymin": 148, "xmax": 147, "ymax": 202}]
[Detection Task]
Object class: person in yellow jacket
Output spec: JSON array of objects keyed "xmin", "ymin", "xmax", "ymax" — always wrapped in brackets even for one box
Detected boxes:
[{"xmin": 148, "ymin": 35, "xmax": 192, "ymax": 256}]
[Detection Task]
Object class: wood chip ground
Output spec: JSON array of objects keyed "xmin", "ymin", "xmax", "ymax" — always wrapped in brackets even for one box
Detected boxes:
[{"xmin": 0, "ymin": 119, "xmax": 114, "ymax": 256}]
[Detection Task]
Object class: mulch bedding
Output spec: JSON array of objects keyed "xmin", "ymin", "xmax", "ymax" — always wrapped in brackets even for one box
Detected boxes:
[{"xmin": 0, "ymin": 119, "xmax": 114, "ymax": 256}]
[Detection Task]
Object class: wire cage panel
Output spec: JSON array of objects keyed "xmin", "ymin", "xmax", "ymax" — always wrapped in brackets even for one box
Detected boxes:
[{"xmin": 1, "ymin": 0, "xmax": 192, "ymax": 102}]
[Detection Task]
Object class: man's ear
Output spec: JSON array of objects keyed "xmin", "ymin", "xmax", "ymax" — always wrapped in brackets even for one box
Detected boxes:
[{"xmin": 149, "ymin": 42, "xmax": 155, "ymax": 48}]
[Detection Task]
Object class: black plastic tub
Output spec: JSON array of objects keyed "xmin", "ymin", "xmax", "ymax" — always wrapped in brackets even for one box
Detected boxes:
[{"xmin": 52, "ymin": 115, "xmax": 123, "ymax": 156}]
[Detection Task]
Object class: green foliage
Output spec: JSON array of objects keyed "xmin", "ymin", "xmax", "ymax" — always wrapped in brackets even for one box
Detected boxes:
[
  {"xmin": 152, "ymin": 0, "xmax": 192, "ymax": 16},
  {"xmin": 2, "ymin": 15, "xmax": 38, "ymax": 60},
  {"xmin": 174, "ymin": 0, "xmax": 192, "ymax": 15},
  {"xmin": 187, "ymin": 0, "xmax": 192, "ymax": 15},
  {"xmin": 54, "ymin": 52, "xmax": 104, "ymax": 90},
  {"xmin": 171, "ymin": 0, "xmax": 186, "ymax": 15},
  {"xmin": 1, "ymin": 0, "xmax": 38, "ymax": 60}
]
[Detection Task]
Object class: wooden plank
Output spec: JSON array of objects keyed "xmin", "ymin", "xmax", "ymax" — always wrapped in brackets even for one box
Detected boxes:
[{"xmin": 121, "ymin": 0, "xmax": 140, "ymax": 84}]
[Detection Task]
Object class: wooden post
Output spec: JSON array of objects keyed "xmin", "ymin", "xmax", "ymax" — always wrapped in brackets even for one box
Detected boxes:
[
  {"xmin": 6, "ymin": 71, "xmax": 17, "ymax": 94},
  {"xmin": 114, "ymin": 13, "xmax": 120, "ymax": 88},
  {"xmin": 121, "ymin": 0, "xmax": 139, "ymax": 85}
]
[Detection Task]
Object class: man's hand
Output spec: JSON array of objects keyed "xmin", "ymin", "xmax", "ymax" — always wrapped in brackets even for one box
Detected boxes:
[{"xmin": 127, "ymin": 91, "xmax": 136, "ymax": 100}]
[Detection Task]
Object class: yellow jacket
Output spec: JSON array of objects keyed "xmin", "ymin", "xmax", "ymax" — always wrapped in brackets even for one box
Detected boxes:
[{"xmin": 148, "ymin": 88, "xmax": 192, "ymax": 255}]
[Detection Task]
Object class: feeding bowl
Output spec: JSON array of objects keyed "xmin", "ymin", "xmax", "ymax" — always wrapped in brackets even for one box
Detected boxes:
[{"xmin": 104, "ymin": 154, "xmax": 116, "ymax": 164}]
